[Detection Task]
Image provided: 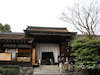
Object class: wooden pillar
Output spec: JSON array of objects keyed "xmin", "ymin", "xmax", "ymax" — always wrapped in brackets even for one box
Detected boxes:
[
  {"xmin": 60, "ymin": 40, "xmax": 67, "ymax": 57},
  {"xmin": 32, "ymin": 48, "xmax": 35, "ymax": 65},
  {"xmin": 31, "ymin": 40, "xmax": 36, "ymax": 65}
]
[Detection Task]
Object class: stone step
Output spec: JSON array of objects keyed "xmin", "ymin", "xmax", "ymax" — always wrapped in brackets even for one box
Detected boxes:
[
  {"xmin": 33, "ymin": 65, "xmax": 61, "ymax": 75},
  {"xmin": 33, "ymin": 65, "xmax": 60, "ymax": 72},
  {"xmin": 33, "ymin": 65, "xmax": 81, "ymax": 75},
  {"xmin": 34, "ymin": 74, "xmax": 69, "ymax": 75},
  {"xmin": 33, "ymin": 71, "xmax": 60, "ymax": 74},
  {"xmin": 33, "ymin": 73, "xmax": 79, "ymax": 75}
]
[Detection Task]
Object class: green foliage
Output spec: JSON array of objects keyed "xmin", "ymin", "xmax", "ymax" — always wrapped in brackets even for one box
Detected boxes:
[
  {"xmin": 3, "ymin": 24, "xmax": 11, "ymax": 32},
  {"xmin": 0, "ymin": 23, "xmax": 4, "ymax": 31},
  {"xmin": 0, "ymin": 23, "xmax": 11, "ymax": 32},
  {"xmin": 71, "ymin": 37, "xmax": 100, "ymax": 69}
]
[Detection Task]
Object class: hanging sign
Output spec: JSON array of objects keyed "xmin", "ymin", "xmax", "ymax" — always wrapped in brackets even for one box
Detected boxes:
[{"xmin": 0, "ymin": 53, "xmax": 11, "ymax": 61}]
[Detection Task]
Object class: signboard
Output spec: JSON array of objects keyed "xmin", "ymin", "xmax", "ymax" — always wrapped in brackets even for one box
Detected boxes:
[{"xmin": 0, "ymin": 53, "xmax": 11, "ymax": 61}]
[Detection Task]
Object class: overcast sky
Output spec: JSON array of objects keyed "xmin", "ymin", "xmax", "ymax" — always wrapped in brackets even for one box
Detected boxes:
[{"xmin": 0, "ymin": 0, "xmax": 99, "ymax": 34}]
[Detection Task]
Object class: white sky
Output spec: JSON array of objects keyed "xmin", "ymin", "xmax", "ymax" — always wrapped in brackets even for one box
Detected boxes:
[{"xmin": 0, "ymin": 0, "xmax": 99, "ymax": 34}]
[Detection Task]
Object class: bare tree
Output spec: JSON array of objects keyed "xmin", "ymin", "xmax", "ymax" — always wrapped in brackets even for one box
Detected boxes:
[{"xmin": 61, "ymin": 1, "xmax": 100, "ymax": 39}]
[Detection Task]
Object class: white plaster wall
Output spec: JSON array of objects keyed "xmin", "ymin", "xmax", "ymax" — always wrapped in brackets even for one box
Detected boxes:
[
  {"xmin": 36, "ymin": 43, "xmax": 60, "ymax": 63},
  {"xmin": 8, "ymin": 49, "xmax": 16, "ymax": 61}
]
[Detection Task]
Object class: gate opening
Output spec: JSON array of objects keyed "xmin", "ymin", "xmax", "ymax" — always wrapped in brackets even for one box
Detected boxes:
[{"xmin": 42, "ymin": 52, "xmax": 54, "ymax": 65}]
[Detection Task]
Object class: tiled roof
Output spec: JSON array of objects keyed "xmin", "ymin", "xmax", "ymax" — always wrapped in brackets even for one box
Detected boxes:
[
  {"xmin": 26, "ymin": 26, "xmax": 68, "ymax": 32},
  {"xmin": 0, "ymin": 32, "xmax": 25, "ymax": 39}
]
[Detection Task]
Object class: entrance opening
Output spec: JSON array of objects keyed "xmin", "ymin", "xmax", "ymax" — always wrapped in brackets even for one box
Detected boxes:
[{"xmin": 42, "ymin": 52, "xmax": 54, "ymax": 65}]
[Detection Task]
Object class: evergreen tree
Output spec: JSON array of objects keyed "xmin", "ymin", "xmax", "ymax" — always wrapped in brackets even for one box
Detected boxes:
[
  {"xmin": 0, "ymin": 23, "xmax": 11, "ymax": 32},
  {"xmin": 71, "ymin": 37, "xmax": 100, "ymax": 75}
]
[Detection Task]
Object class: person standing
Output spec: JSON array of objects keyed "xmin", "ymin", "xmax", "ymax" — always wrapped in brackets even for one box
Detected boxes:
[{"xmin": 58, "ymin": 56, "xmax": 61, "ymax": 66}]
